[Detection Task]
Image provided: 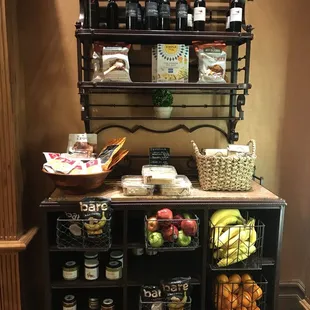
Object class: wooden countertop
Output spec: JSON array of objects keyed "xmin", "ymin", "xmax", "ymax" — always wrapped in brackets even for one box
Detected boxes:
[{"xmin": 46, "ymin": 180, "xmax": 283, "ymax": 204}]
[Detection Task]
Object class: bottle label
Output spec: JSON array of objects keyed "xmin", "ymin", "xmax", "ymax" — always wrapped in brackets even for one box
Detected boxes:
[
  {"xmin": 194, "ymin": 7, "xmax": 206, "ymax": 22},
  {"xmin": 146, "ymin": 2, "xmax": 158, "ymax": 17},
  {"xmin": 159, "ymin": 3, "xmax": 170, "ymax": 18},
  {"xmin": 187, "ymin": 13, "xmax": 193, "ymax": 27},
  {"xmin": 226, "ymin": 15, "xmax": 230, "ymax": 29},
  {"xmin": 106, "ymin": 269, "xmax": 120, "ymax": 280},
  {"xmin": 63, "ymin": 270, "xmax": 78, "ymax": 280},
  {"xmin": 63, "ymin": 306, "xmax": 76, "ymax": 310},
  {"xmin": 177, "ymin": 4, "xmax": 187, "ymax": 18},
  {"xmin": 85, "ymin": 267, "xmax": 99, "ymax": 280},
  {"xmin": 126, "ymin": 3, "xmax": 138, "ymax": 17},
  {"xmin": 230, "ymin": 7, "xmax": 242, "ymax": 22}
]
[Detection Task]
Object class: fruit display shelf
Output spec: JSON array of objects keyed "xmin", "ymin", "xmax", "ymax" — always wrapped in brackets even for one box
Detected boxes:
[{"xmin": 40, "ymin": 180, "xmax": 286, "ymax": 310}]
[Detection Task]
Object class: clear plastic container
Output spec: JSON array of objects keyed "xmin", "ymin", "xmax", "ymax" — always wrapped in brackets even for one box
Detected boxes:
[
  {"xmin": 121, "ymin": 175, "xmax": 155, "ymax": 196},
  {"xmin": 142, "ymin": 165, "xmax": 177, "ymax": 185},
  {"xmin": 159, "ymin": 175, "xmax": 192, "ymax": 196}
]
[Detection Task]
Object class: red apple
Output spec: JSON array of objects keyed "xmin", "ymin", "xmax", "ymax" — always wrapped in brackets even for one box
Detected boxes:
[
  {"xmin": 157, "ymin": 208, "xmax": 173, "ymax": 228},
  {"xmin": 173, "ymin": 214, "xmax": 184, "ymax": 229},
  {"xmin": 147, "ymin": 217, "xmax": 159, "ymax": 232},
  {"xmin": 162, "ymin": 225, "xmax": 179, "ymax": 242},
  {"xmin": 181, "ymin": 219, "xmax": 198, "ymax": 236}
]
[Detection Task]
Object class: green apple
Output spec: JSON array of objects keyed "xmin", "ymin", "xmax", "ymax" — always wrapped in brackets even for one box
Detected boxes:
[
  {"xmin": 183, "ymin": 213, "xmax": 193, "ymax": 219},
  {"xmin": 177, "ymin": 230, "xmax": 191, "ymax": 247},
  {"xmin": 148, "ymin": 232, "xmax": 164, "ymax": 248}
]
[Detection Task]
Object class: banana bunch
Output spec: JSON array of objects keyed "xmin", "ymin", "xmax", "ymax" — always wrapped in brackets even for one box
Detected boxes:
[{"xmin": 210, "ymin": 209, "xmax": 257, "ymax": 267}]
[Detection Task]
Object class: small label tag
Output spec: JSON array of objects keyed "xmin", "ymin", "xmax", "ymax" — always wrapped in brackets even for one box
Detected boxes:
[
  {"xmin": 149, "ymin": 148, "xmax": 170, "ymax": 165},
  {"xmin": 227, "ymin": 145, "xmax": 250, "ymax": 153},
  {"xmin": 80, "ymin": 197, "xmax": 111, "ymax": 214}
]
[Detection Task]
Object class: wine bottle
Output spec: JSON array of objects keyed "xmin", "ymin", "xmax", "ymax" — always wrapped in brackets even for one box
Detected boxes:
[
  {"xmin": 89, "ymin": 0, "xmax": 99, "ymax": 28},
  {"xmin": 230, "ymin": 0, "xmax": 243, "ymax": 32},
  {"xmin": 137, "ymin": 1, "xmax": 142, "ymax": 29},
  {"xmin": 145, "ymin": 0, "xmax": 159, "ymax": 30},
  {"xmin": 126, "ymin": 0, "xmax": 138, "ymax": 29},
  {"xmin": 158, "ymin": 0, "xmax": 170, "ymax": 30},
  {"xmin": 193, "ymin": 0, "xmax": 206, "ymax": 31},
  {"xmin": 225, "ymin": 9, "xmax": 231, "ymax": 32},
  {"xmin": 187, "ymin": 0, "xmax": 193, "ymax": 31},
  {"xmin": 107, "ymin": 0, "xmax": 119, "ymax": 29},
  {"xmin": 176, "ymin": 0, "xmax": 188, "ymax": 31}
]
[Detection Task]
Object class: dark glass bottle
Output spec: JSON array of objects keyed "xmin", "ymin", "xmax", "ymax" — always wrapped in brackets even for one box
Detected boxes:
[
  {"xmin": 176, "ymin": 0, "xmax": 188, "ymax": 31},
  {"xmin": 187, "ymin": 0, "xmax": 193, "ymax": 31},
  {"xmin": 158, "ymin": 0, "xmax": 170, "ymax": 30},
  {"xmin": 225, "ymin": 9, "xmax": 231, "ymax": 31},
  {"xmin": 126, "ymin": 0, "xmax": 138, "ymax": 29},
  {"xmin": 137, "ymin": 1, "xmax": 143, "ymax": 29},
  {"xmin": 89, "ymin": 0, "xmax": 100, "ymax": 28},
  {"xmin": 229, "ymin": 0, "xmax": 243, "ymax": 32},
  {"xmin": 107, "ymin": 0, "xmax": 119, "ymax": 29},
  {"xmin": 145, "ymin": 0, "xmax": 159, "ymax": 30},
  {"xmin": 193, "ymin": 0, "xmax": 206, "ymax": 31}
]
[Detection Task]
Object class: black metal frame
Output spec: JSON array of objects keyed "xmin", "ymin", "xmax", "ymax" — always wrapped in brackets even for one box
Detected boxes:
[{"xmin": 75, "ymin": 0, "xmax": 253, "ymax": 143}]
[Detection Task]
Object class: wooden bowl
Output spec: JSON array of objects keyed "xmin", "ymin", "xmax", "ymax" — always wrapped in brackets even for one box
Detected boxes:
[{"xmin": 43, "ymin": 169, "xmax": 111, "ymax": 194}]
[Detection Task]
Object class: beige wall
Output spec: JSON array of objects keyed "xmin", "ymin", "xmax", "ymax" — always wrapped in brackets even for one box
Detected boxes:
[{"xmin": 17, "ymin": 0, "xmax": 310, "ymax": 293}]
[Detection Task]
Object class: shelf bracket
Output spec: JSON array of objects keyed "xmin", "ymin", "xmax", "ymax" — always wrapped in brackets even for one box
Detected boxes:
[
  {"xmin": 228, "ymin": 119, "xmax": 239, "ymax": 143},
  {"xmin": 237, "ymin": 94, "xmax": 246, "ymax": 119}
]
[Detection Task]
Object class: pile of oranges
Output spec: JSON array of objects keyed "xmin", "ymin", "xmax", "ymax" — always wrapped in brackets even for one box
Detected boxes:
[{"xmin": 214, "ymin": 273, "xmax": 263, "ymax": 310}]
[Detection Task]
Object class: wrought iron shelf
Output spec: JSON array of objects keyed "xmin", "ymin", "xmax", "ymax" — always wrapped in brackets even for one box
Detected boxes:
[
  {"xmin": 85, "ymin": 116, "xmax": 241, "ymax": 121},
  {"xmin": 79, "ymin": 82, "xmax": 252, "ymax": 93},
  {"xmin": 51, "ymin": 278, "xmax": 123, "ymax": 289},
  {"xmin": 76, "ymin": 29, "xmax": 253, "ymax": 45}
]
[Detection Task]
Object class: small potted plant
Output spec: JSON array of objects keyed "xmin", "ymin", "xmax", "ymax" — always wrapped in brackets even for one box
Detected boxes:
[{"xmin": 152, "ymin": 89, "xmax": 173, "ymax": 119}]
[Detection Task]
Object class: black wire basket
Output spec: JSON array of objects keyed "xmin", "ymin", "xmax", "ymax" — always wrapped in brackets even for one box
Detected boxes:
[
  {"xmin": 139, "ymin": 297, "xmax": 192, "ymax": 310},
  {"xmin": 213, "ymin": 274, "xmax": 267, "ymax": 310},
  {"xmin": 56, "ymin": 214, "xmax": 112, "ymax": 250},
  {"xmin": 144, "ymin": 215, "xmax": 200, "ymax": 252},
  {"xmin": 209, "ymin": 215, "xmax": 265, "ymax": 270}
]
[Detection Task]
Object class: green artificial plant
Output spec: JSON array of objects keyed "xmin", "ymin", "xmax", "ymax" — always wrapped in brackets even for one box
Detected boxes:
[{"xmin": 152, "ymin": 89, "xmax": 173, "ymax": 107}]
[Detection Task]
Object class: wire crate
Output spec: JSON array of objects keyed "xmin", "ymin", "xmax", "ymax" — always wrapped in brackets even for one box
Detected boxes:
[
  {"xmin": 213, "ymin": 274, "xmax": 267, "ymax": 310},
  {"xmin": 144, "ymin": 215, "xmax": 200, "ymax": 251},
  {"xmin": 139, "ymin": 297, "xmax": 192, "ymax": 310},
  {"xmin": 56, "ymin": 214, "xmax": 112, "ymax": 250},
  {"xmin": 209, "ymin": 216, "xmax": 265, "ymax": 270}
]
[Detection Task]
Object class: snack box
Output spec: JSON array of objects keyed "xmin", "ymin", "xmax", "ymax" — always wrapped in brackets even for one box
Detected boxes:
[
  {"xmin": 121, "ymin": 175, "xmax": 155, "ymax": 196},
  {"xmin": 152, "ymin": 44, "xmax": 189, "ymax": 83},
  {"xmin": 142, "ymin": 165, "xmax": 177, "ymax": 185},
  {"xmin": 159, "ymin": 175, "xmax": 192, "ymax": 196}
]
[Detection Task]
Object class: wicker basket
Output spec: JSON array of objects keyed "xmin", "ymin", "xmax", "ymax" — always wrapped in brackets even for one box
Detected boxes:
[{"xmin": 192, "ymin": 140, "xmax": 256, "ymax": 191}]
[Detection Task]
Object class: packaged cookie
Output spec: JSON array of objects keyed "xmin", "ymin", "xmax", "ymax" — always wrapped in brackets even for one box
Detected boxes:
[
  {"xmin": 67, "ymin": 133, "xmax": 97, "ymax": 160},
  {"xmin": 43, "ymin": 157, "xmax": 79, "ymax": 174},
  {"xmin": 194, "ymin": 42, "xmax": 227, "ymax": 83}
]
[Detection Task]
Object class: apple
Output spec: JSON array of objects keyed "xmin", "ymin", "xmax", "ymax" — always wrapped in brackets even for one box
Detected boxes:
[
  {"xmin": 147, "ymin": 216, "xmax": 159, "ymax": 232},
  {"xmin": 177, "ymin": 230, "xmax": 192, "ymax": 247},
  {"xmin": 148, "ymin": 232, "xmax": 164, "ymax": 248},
  {"xmin": 162, "ymin": 225, "xmax": 179, "ymax": 242},
  {"xmin": 157, "ymin": 208, "xmax": 173, "ymax": 228},
  {"xmin": 181, "ymin": 219, "xmax": 198, "ymax": 236},
  {"xmin": 173, "ymin": 214, "xmax": 184, "ymax": 229}
]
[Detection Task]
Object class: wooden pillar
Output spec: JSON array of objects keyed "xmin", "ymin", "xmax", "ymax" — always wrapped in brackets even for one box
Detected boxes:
[{"xmin": 0, "ymin": 0, "xmax": 37, "ymax": 309}]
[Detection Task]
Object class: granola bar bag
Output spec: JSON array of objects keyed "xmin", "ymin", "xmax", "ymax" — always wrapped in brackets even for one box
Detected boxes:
[{"xmin": 194, "ymin": 42, "xmax": 227, "ymax": 83}]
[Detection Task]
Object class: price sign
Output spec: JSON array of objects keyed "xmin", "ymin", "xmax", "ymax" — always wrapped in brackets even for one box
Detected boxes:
[{"xmin": 149, "ymin": 148, "xmax": 170, "ymax": 165}]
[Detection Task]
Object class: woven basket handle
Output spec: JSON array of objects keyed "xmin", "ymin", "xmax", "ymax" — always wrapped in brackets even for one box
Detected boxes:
[
  {"xmin": 248, "ymin": 139, "xmax": 256, "ymax": 155},
  {"xmin": 191, "ymin": 140, "xmax": 202, "ymax": 157}
]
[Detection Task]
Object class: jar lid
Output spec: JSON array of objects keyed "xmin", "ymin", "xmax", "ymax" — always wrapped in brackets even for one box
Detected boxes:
[
  {"xmin": 84, "ymin": 251, "xmax": 99, "ymax": 259},
  {"xmin": 103, "ymin": 298, "xmax": 114, "ymax": 306},
  {"xmin": 85, "ymin": 259, "xmax": 99, "ymax": 267},
  {"xmin": 107, "ymin": 261, "xmax": 122, "ymax": 269},
  {"xmin": 110, "ymin": 250, "xmax": 123, "ymax": 259},
  {"xmin": 64, "ymin": 261, "xmax": 77, "ymax": 268},
  {"xmin": 64, "ymin": 295, "xmax": 75, "ymax": 302}
]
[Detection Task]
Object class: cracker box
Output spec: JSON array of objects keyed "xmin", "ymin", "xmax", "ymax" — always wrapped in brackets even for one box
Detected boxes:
[{"xmin": 152, "ymin": 44, "xmax": 189, "ymax": 83}]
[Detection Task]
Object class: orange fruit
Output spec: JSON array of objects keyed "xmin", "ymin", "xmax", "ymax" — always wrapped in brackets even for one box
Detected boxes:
[
  {"xmin": 221, "ymin": 283, "xmax": 232, "ymax": 298},
  {"xmin": 217, "ymin": 274, "xmax": 229, "ymax": 283},
  {"xmin": 229, "ymin": 274, "xmax": 242, "ymax": 284},
  {"xmin": 252, "ymin": 285, "xmax": 263, "ymax": 301},
  {"xmin": 223, "ymin": 293, "xmax": 239, "ymax": 309},
  {"xmin": 235, "ymin": 307, "xmax": 247, "ymax": 310},
  {"xmin": 247, "ymin": 301, "xmax": 257, "ymax": 309},
  {"xmin": 244, "ymin": 282, "xmax": 256, "ymax": 293},
  {"xmin": 238, "ymin": 291, "xmax": 252, "ymax": 307},
  {"xmin": 241, "ymin": 273, "xmax": 252, "ymax": 283}
]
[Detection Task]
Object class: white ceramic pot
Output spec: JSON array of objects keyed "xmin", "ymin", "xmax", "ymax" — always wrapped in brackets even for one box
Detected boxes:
[{"xmin": 154, "ymin": 107, "xmax": 173, "ymax": 119}]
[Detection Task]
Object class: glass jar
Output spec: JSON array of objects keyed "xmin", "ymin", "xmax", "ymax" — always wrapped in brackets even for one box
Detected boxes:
[
  {"xmin": 101, "ymin": 298, "xmax": 115, "ymax": 310},
  {"xmin": 110, "ymin": 250, "xmax": 123, "ymax": 267},
  {"xmin": 85, "ymin": 258, "xmax": 99, "ymax": 280},
  {"xmin": 84, "ymin": 251, "xmax": 99, "ymax": 260},
  {"xmin": 105, "ymin": 261, "xmax": 122, "ymax": 280},
  {"xmin": 62, "ymin": 261, "xmax": 78, "ymax": 281},
  {"xmin": 63, "ymin": 295, "xmax": 77, "ymax": 310},
  {"xmin": 89, "ymin": 297, "xmax": 100, "ymax": 309}
]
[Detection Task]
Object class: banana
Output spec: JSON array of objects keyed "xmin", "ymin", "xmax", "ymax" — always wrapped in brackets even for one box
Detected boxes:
[
  {"xmin": 213, "ymin": 248, "xmax": 225, "ymax": 259},
  {"xmin": 84, "ymin": 212, "xmax": 107, "ymax": 231},
  {"xmin": 221, "ymin": 243, "xmax": 256, "ymax": 259},
  {"xmin": 168, "ymin": 293, "xmax": 187, "ymax": 309},
  {"xmin": 210, "ymin": 209, "xmax": 243, "ymax": 227},
  {"xmin": 221, "ymin": 230, "xmax": 248, "ymax": 249},
  {"xmin": 216, "ymin": 225, "xmax": 245, "ymax": 248},
  {"xmin": 249, "ymin": 218, "xmax": 257, "ymax": 244},
  {"xmin": 211, "ymin": 215, "xmax": 245, "ymax": 248},
  {"xmin": 217, "ymin": 245, "xmax": 256, "ymax": 267}
]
